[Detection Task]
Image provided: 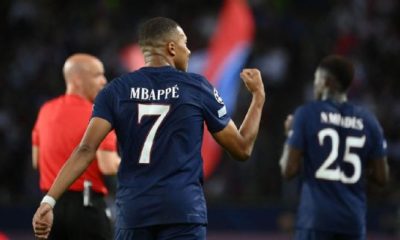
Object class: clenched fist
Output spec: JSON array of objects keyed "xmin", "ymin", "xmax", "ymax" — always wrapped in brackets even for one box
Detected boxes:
[{"xmin": 240, "ymin": 69, "xmax": 265, "ymax": 96}]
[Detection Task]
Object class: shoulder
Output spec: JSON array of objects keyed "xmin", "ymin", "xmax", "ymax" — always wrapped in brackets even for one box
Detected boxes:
[
  {"xmin": 187, "ymin": 72, "xmax": 206, "ymax": 81},
  {"xmin": 358, "ymin": 105, "xmax": 376, "ymax": 120},
  {"xmin": 294, "ymin": 102, "xmax": 315, "ymax": 115},
  {"xmin": 344, "ymin": 102, "xmax": 375, "ymax": 120},
  {"xmin": 356, "ymin": 105, "xmax": 381, "ymax": 128},
  {"xmin": 164, "ymin": 71, "xmax": 215, "ymax": 95},
  {"xmin": 107, "ymin": 75, "xmax": 125, "ymax": 88},
  {"xmin": 298, "ymin": 100, "xmax": 336, "ymax": 115},
  {"xmin": 187, "ymin": 72, "xmax": 210, "ymax": 85},
  {"xmin": 343, "ymin": 102, "xmax": 383, "ymax": 133},
  {"xmin": 118, "ymin": 71, "xmax": 139, "ymax": 81},
  {"xmin": 185, "ymin": 72, "xmax": 216, "ymax": 94},
  {"xmin": 304, "ymin": 100, "xmax": 327, "ymax": 109},
  {"xmin": 100, "ymin": 76, "xmax": 126, "ymax": 96},
  {"xmin": 39, "ymin": 95, "xmax": 63, "ymax": 110},
  {"xmin": 291, "ymin": 101, "xmax": 323, "ymax": 124},
  {"xmin": 106, "ymin": 71, "xmax": 146, "ymax": 91}
]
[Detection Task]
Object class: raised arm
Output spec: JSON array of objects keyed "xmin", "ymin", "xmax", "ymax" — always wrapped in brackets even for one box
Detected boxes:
[
  {"xmin": 32, "ymin": 117, "xmax": 112, "ymax": 239},
  {"xmin": 212, "ymin": 69, "xmax": 265, "ymax": 161}
]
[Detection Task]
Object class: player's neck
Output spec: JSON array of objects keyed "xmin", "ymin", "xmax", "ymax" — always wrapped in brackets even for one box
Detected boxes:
[
  {"xmin": 143, "ymin": 52, "xmax": 175, "ymax": 69},
  {"xmin": 322, "ymin": 91, "xmax": 347, "ymax": 103}
]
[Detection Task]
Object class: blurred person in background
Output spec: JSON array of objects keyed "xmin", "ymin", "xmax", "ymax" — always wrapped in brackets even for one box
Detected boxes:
[
  {"xmin": 32, "ymin": 17, "xmax": 265, "ymax": 240},
  {"xmin": 32, "ymin": 53, "xmax": 120, "ymax": 240},
  {"xmin": 279, "ymin": 55, "xmax": 389, "ymax": 240}
]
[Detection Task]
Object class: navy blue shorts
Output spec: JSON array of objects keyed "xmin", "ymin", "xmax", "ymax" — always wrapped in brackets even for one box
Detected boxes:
[
  {"xmin": 294, "ymin": 229, "xmax": 365, "ymax": 240},
  {"xmin": 115, "ymin": 224, "xmax": 206, "ymax": 240}
]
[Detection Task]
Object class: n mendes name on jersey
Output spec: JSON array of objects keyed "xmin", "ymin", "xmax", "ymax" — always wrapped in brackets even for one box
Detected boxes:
[
  {"xmin": 320, "ymin": 111, "xmax": 363, "ymax": 130},
  {"xmin": 288, "ymin": 99, "xmax": 387, "ymax": 235},
  {"xmin": 130, "ymin": 85, "xmax": 179, "ymax": 101}
]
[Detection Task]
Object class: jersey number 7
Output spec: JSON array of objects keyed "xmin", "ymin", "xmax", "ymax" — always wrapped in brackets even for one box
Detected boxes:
[
  {"xmin": 316, "ymin": 128, "xmax": 366, "ymax": 184},
  {"xmin": 138, "ymin": 104, "xmax": 170, "ymax": 164}
]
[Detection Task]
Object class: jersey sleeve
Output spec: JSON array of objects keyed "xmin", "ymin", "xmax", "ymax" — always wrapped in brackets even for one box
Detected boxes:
[
  {"xmin": 199, "ymin": 77, "xmax": 231, "ymax": 133},
  {"xmin": 32, "ymin": 121, "xmax": 39, "ymax": 146},
  {"xmin": 286, "ymin": 106, "xmax": 307, "ymax": 150},
  {"xmin": 98, "ymin": 130, "xmax": 117, "ymax": 152},
  {"xmin": 32, "ymin": 108, "xmax": 42, "ymax": 146},
  {"xmin": 92, "ymin": 86, "xmax": 115, "ymax": 127},
  {"xmin": 367, "ymin": 114, "xmax": 387, "ymax": 159}
]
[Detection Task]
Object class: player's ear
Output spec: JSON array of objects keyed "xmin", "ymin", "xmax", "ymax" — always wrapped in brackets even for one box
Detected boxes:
[{"xmin": 167, "ymin": 41, "xmax": 176, "ymax": 57}]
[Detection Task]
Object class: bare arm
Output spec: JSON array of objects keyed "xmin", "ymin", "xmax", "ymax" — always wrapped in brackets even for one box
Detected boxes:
[
  {"xmin": 212, "ymin": 69, "xmax": 265, "ymax": 161},
  {"xmin": 279, "ymin": 144, "xmax": 302, "ymax": 180},
  {"xmin": 45, "ymin": 117, "xmax": 112, "ymax": 200},
  {"xmin": 33, "ymin": 117, "xmax": 112, "ymax": 238},
  {"xmin": 97, "ymin": 150, "xmax": 120, "ymax": 175},
  {"xmin": 367, "ymin": 157, "xmax": 389, "ymax": 186},
  {"xmin": 32, "ymin": 145, "xmax": 39, "ymax": 169},
  {"xmin": 279, "ymin": 114, "xmax": 302, "ymax": 179}
]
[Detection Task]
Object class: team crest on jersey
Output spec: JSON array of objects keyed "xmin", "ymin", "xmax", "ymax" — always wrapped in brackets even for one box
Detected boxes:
[{"xmin": 213, "ymin": 88, "xmax": 224, "ymax": 105}]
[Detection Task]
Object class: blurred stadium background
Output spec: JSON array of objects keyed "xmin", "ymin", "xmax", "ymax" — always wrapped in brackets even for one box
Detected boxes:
[{"xmin": 0, "ymin": 0, "xmax": 399, "ymax": 239}]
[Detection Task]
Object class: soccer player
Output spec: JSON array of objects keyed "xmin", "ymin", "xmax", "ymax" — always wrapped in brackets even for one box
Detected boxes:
[
  {"xmin": 32, "ymin": 17, "xmax": 265, "ymax": 240},
  {"xmin": 32, "ymin": 53, "xmax": 121, "ymax": 240},
  {"xmin": 279, "ymin": 55, "xmax": 389, "ymax": 240}
]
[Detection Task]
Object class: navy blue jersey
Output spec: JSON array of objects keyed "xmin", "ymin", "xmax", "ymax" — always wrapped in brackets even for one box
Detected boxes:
[
  {"xmin": 287, "ymin": 99, "xmax": 387, "ymax": 235},
  {"xmin": 92, "ymin": 66, "xmax": 230, "ymax": 228}
]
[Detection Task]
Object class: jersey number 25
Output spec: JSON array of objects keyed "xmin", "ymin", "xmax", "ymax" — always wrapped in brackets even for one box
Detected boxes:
[{"xmin": 316, "ymin": 128, "xmax": 365, "ymax": 184}]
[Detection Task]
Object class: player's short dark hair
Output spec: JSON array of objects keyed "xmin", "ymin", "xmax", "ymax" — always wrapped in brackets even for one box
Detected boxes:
[
  {"xmin": 318, "ymin": 55, "xmax": 354, "ymax": 91},
  {"xmin": 138, "ymin": 17, "xmax": 180, "ymax": 47}
]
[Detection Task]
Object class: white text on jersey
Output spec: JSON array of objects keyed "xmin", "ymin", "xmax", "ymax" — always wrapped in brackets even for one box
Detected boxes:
[
  {"xmin": 320, "ymin": 112, "xmax": 364, "ymax": 130},
  {"xmin": 130, "ymin": 85, "xmax": 179, "ymax": 101}
]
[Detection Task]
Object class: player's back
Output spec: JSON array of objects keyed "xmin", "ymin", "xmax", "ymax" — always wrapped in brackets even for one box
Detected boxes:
[
  {"xmin": 93, "ymin": 66, "xmax": 229, "ymax": 228},
  {"xmin": 294, "ymin": 99, "xmax": 385, "ymax": 234}
]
